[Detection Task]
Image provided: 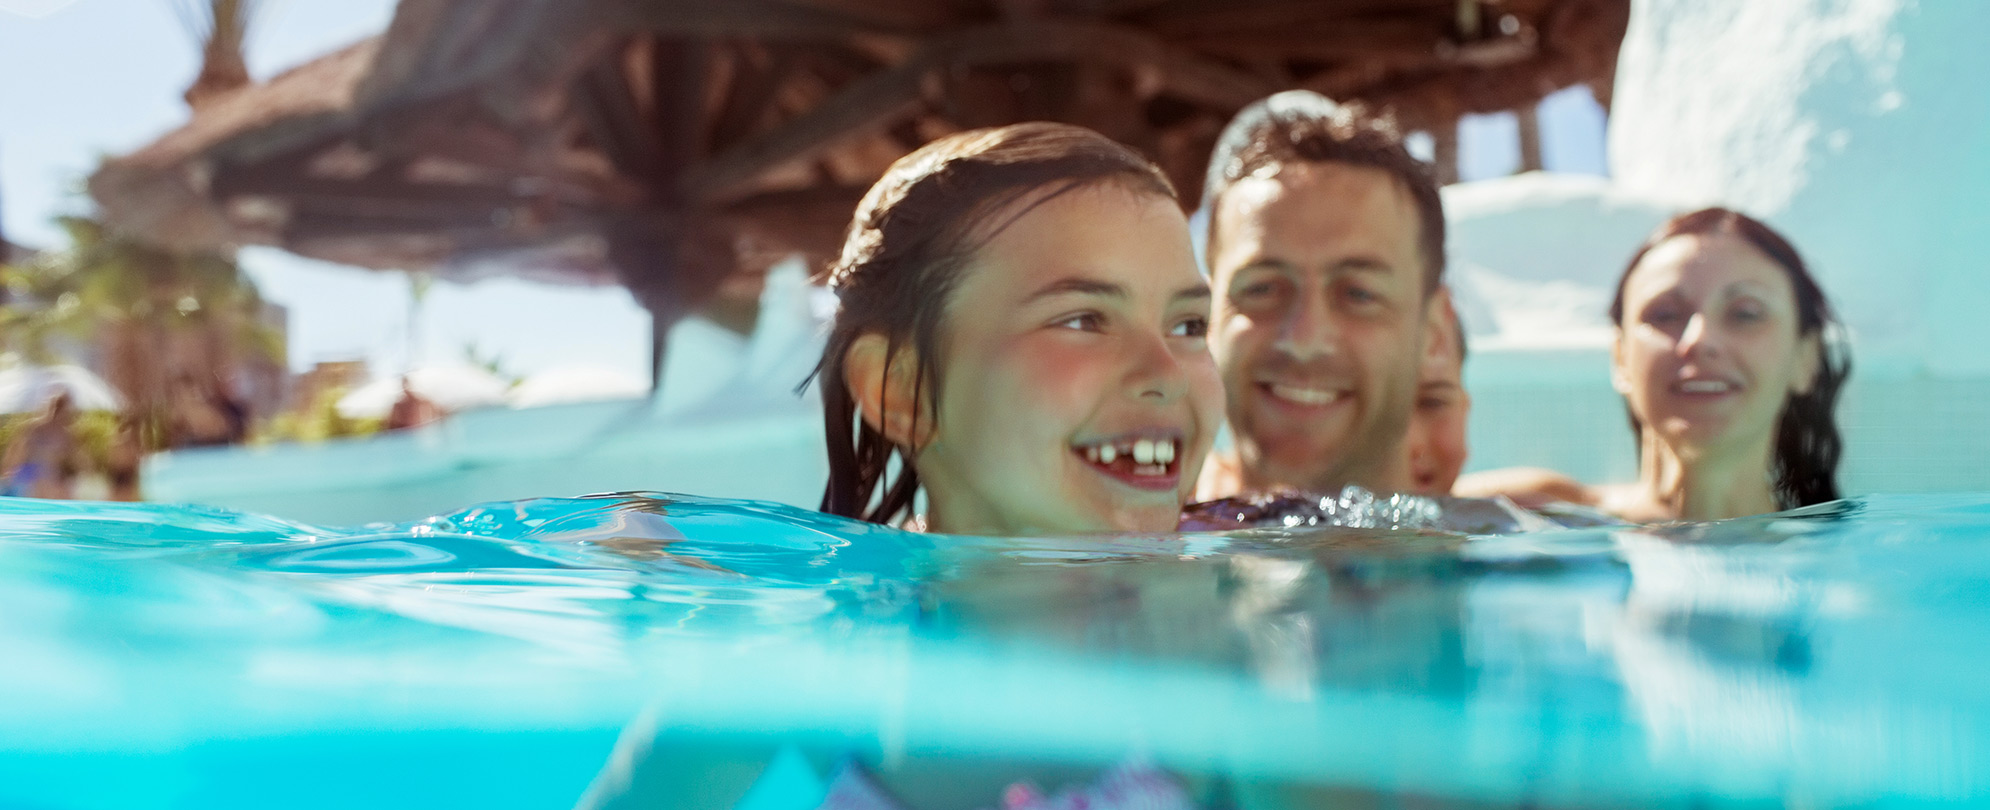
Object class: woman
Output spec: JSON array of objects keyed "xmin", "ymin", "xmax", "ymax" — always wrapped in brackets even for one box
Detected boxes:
[
  {"xmin": 814, "ymin": 123, "xmax": 1224, "ymax": 536},
  {"xmin": 1600, "ymin": 207, "xmax": 1849, "ymax": 522},
  {"xmin": 2, "ymin": 391, "xmax": 82, "ymax": 500}
]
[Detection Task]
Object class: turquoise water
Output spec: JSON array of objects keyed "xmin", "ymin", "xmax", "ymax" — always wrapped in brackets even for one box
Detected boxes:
[{"xmin": 1, "ymin": 493, "xmax": 1987, "ymax": 808}]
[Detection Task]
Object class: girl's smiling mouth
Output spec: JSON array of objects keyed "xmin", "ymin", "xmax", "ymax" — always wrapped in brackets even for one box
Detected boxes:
[{"xmin": 1072, "ymin": 430, "xmax": 1185, "ymax": 492}]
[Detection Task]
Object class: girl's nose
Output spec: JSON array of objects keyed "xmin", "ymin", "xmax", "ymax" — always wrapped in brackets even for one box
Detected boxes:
[{"xmin": 1131, "ymin": 332, "xmax": 1188, "ymax": 401}]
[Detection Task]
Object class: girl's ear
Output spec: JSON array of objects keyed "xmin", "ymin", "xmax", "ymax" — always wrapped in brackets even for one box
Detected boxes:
[
  {"xmin": 1791, "ymin": 331, "xmax": 1824, "ymax": 395},
  {"xmin": 844, "ymin": 334, "xmax": 934, "ymax": 450}
]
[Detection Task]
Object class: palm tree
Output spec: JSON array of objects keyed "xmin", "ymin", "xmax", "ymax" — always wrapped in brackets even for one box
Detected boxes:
[
  {"xmin": 0, "ymin": 216, "xmax": 283, "ymax": 444},
  {"xmin": 172, "ymin": 0, "xmax": 260, "ymax": 109}
]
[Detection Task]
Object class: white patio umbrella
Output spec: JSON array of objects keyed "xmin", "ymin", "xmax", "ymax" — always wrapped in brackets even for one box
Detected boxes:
[
  {"xmin": 508, "ymin": 366, "xmax": 648, "ymax": 409},
  {"xmin": 0, "ymin": 364, "xmax": 123, "ymax": 414},
  {"xmin": 336, "ymin": 365, "xmax": 510, "ymax": 420}
]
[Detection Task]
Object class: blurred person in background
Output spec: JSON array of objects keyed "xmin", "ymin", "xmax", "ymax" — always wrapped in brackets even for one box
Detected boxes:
[
  {"xmin": 168, "ymin": 372, "xmax": 247, "ymax": 448},
  {"xmin": 3, "ymin": 390, "xmax": 83, "ymax": 499},
  {"xmin": 1193, "ymin": 91, "xmax": 1452, "ymax": 500},
  {"xmin": 1463, "ymin": 208, "xmax": 1849, "ymax": 522},
  {"xmin": 385, "ymin": 376, "xmax": 442, "ymax": 431},
  {"xmin": 1396, "ymin": 301, "xmax": 1470, "ymax": 496},
  {"xmin": 105, "ymin": 415, "xmax": 145, "ymax": 502}
]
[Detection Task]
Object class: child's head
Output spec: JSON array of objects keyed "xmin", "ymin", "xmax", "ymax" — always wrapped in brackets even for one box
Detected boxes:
[{"xmin": 816, "ymin": 123, "xmax": 1222, "ymax": 536}]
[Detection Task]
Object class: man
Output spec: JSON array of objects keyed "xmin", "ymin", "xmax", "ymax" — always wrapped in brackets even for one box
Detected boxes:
[{"xmin": 1196, "ymin": 91, "xmax": 1454, "ymax": 499}]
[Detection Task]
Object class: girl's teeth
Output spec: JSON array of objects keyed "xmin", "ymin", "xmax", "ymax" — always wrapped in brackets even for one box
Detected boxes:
[
  {"xmin": 1099, "ymin": 444, "xmax": 1117, "ymax": 464},
  {"xmin": 1133, "ymin": 439, "xmax": 1156, "ymax": 465},
  {"xmin": 1157, "ymin": 441, "xmax": 1174, "ymax": 464},
  {"xmin": 1085, "ymin": 446, "xmax": 1100, "ymax": 463}
]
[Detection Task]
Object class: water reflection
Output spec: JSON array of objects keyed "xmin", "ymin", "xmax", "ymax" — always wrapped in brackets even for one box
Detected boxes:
[{"xmin": 0, "ymin": 494, "xmax": 1984, "ymax": 807}]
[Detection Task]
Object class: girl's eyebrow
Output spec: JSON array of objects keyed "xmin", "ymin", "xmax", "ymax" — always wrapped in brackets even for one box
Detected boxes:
[
  {"xmin": 1023, "ymin": 277, "xmax": 1126, "ymax": 303},
  {"xmin": 1022, "ymin": 278, "xmax": 1210, "ymax": 304}
]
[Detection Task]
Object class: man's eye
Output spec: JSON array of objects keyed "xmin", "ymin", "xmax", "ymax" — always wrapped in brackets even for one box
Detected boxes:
[
  {"xmin": 1171, "ymin": 316, "xmax": 1209, "ymax": 338},
  {"xmin": 1234, "ymin": 277, "xmax": 1283, "ymax": 300}
]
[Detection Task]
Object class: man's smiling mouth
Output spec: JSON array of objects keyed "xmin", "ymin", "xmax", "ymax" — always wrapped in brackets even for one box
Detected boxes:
[{"xmin": 1260, "ymin": 382, "xmax": 1343, "ymax": 407}]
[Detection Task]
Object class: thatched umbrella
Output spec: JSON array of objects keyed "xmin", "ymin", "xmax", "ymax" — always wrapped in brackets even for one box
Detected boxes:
[{"xmin": 92, "ymin": 0, "xmax": 1629, "ymax": 390}]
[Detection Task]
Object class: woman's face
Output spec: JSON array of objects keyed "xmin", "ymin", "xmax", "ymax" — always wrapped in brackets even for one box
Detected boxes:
[
  {"xmin": 1612, "ymin": 233, "xmax": 1820, "ymax": 457},
  {"xmin": 916, "ymin": 183, "xmax": 1222, "ymax": 536}
]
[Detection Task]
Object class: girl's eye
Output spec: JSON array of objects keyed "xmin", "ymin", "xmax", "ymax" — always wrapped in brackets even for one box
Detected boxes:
[
  {"xmin": 1171, "ymin": 316, "xmax": 1209, "ymax": 338},
  {"xmin": 1054, "ymin": 312, "xmax": 1105, "ymax": 332},
  {"xmin": 1644, "ymin": 307, "xmax": 1684, "ymax": 326}
]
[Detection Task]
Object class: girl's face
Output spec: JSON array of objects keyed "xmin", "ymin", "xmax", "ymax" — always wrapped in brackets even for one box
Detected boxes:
[
  {"xmin": 917, "ymin": 184, "xmax": 1222, "ymax": 536},
  {"xmin": 1612, "ymin": 233, "xmax": 1820, "ymax": 458}
]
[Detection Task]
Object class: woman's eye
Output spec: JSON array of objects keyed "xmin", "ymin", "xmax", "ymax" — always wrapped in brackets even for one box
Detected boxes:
[
  {"xmin": 1645, "ymin": 308, "xmax": 1684, "ymax": 326},
  {"xmin": 1730, "ymin": 303, "xmax": 1766, "ymax": 323},
  {"xmin": 1170, "ymin": 316, "xmax": 1209, "ymax": 338}
]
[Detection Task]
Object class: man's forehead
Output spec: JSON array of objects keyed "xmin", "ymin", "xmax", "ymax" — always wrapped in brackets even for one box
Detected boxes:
[{"xmin": 1210, "ymin": 162, "xmax": 1422, "ymax": 264}]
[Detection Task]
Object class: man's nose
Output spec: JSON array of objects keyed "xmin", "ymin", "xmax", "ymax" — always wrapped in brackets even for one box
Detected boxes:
[{"xmin": 1272, "ymin": 290, "xmax": 1338, "ymax": 361}]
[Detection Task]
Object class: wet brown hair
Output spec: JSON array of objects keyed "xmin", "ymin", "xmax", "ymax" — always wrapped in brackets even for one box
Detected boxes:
[
  {"xmin": 809, "ymin": 123, "xmax": 1177, "ymax": 524},
  {"xmin": 1202, "ymin": 90, "xmax": 1446, "ymax": 294},
  {"xmin": 1609, "ymin": 207, "xmax": 1850, "ymax": 509}
]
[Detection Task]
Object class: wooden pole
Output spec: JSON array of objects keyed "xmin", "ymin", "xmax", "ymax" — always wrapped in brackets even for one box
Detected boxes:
[
  {"xmin": 1433, "ymin": 120, "xmax": 1460, "ymax": 186},
  {"xmin": 1516, "ymin": 102, "xmax": 1543, "ymax": 173}
]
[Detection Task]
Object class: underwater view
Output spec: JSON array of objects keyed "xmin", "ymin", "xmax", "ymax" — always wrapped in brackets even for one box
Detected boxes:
[{"xmin": 2, "ymin": 492, "xmax": 1986, "ymax": 808}]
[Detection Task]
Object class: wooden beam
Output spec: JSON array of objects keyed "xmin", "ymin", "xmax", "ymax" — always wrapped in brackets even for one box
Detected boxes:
[
  {"xmin": 600, "ymin": 0, "xmax": 914, "ymax": 40},
  {"xmin": 679, "ymin": 50, "xmax": 937, "ymax": 204},
  {"xmin": 945, "ymin": 21, "xmax": 1276, "ymax": 109}
]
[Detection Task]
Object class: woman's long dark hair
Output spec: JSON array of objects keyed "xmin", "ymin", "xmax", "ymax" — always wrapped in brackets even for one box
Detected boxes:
[
  {"xmin": 807, "ymin": 123, "xmax": 1177, "ymax": 524},
  {"xmin": 1608, "ymin": 207, "xmax": 1851, "ymax": 509}
]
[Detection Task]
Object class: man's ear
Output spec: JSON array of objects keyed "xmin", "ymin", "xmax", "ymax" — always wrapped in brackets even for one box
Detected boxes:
[
  {"xmin": 844, "ymin": 333, "xmax": 933, "ymax": 450},
  {"xmin": 1791, "ymin": 331, "xmax": 1824, "ymax": 395}
]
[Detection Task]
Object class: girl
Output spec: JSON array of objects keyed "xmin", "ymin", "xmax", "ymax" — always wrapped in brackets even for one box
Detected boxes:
[{"xmin": 813, "ymin": 123, "xmax": 1223, "ymax": 536}]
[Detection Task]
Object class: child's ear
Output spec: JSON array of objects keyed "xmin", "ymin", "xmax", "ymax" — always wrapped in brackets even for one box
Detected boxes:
[{"xmin": 844, "ymin": 334, "xmax": 934, "ymax": 450}]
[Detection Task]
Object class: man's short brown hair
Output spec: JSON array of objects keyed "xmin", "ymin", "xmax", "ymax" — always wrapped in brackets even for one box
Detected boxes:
[{"xmin": 1202, "ymin": 91, "xmax": 1446, "ymax": 294}]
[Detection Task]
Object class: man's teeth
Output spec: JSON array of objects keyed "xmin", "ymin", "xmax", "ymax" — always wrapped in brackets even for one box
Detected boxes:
[
  {"xmin": 1268, "ymin": 384, "xmax": 1338, "ymax": 406},
  {"xmin": 1080, "ymin": 437, "xmax": 1178, "ymax": 469},
  {"xmin": 1679, "ymin": 380, "xmax": 1735, "ymax": 393}
]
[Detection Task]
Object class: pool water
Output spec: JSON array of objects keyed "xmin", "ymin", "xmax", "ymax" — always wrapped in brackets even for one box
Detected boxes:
[{"xmin": 1, "ymin": 492, "xmax": 1986, "ymax": 808}]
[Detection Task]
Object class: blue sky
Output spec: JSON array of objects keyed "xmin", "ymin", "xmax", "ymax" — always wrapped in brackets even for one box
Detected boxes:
[{"xmin": 1, "ymin": 0, "xmax": 1605, "ymax": 381}]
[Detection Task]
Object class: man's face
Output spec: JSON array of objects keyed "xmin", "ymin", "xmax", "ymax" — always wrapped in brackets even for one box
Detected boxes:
[{"xmin": 1207, "ymin": 161, "xmax": 1432, "ymax": 493}]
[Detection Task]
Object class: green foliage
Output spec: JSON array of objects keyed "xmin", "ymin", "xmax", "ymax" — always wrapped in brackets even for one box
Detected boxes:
[
  {"xmin": 0, "ymin": 410, "xmax": 123, "ymax": 473},
  {"xmin": 251, "ymin": 385, "xmax": 381, "ymax": 445}
]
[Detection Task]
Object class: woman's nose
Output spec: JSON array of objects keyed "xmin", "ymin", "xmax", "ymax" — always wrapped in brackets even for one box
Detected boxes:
[{"xmin": 1677, "ymin": 312, "xmax": 1720, "ymax": 359}]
